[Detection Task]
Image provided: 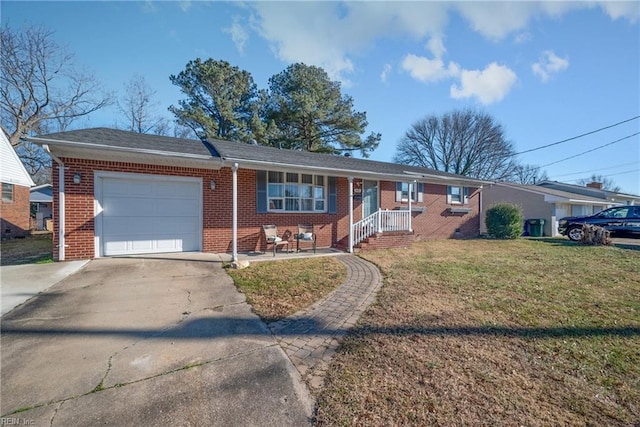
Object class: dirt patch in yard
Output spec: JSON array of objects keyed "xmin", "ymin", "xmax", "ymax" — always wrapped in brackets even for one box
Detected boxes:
[{"xmin": 0, "ymin": 233, "xmax": 53, "ymax": 265}]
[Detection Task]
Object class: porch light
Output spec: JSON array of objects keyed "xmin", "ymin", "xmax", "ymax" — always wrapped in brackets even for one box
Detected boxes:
[
  {"xmin": 73, "ymin": 173, "xmax": 82, "ymax": 184},
  {"xmin": 210, "ymin": 180, "xmax": 216, "ymax": 190}
]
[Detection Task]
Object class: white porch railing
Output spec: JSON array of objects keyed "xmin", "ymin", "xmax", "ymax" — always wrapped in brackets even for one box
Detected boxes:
[{"xmin": 352, "ymin": 209, "xmax": 411, "ymax": 246}]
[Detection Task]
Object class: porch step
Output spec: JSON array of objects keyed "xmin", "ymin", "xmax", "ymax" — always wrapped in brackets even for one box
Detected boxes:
[{"xmin": 357, "ymin": 231, "xmax": 414, "ymax": 251}]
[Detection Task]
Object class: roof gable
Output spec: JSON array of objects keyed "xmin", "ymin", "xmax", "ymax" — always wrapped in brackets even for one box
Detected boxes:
[{"xmin": 1, "ymin": 131, "xmax": 34, "ymax": 187}]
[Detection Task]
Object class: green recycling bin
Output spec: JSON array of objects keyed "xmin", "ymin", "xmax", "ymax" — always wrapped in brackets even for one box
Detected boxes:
[{"xmin": 527, "ymin": 219, "xmax": 545, "ymax": 237}]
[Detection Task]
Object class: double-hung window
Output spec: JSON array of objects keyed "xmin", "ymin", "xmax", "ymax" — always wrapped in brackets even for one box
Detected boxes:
[
  {"xmin": 267, "ymin": 172, "xmax": 326, "ymax": 212},
  {"xmin": 447, "ymin": 186, "xmax": 469, "ymax": 204},
  {"xmin": 395, "ymin": 182, "xmax": 423, "ymax": 202},
  {"xmin": 2, "ymin": 183, "xmax": 14, "ymax": 202}
]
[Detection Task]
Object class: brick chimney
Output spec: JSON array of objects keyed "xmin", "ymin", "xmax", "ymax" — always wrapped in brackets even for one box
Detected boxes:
[{"xmin": 586, "ymin": 181, "xmax": 603, "ymax": 189}]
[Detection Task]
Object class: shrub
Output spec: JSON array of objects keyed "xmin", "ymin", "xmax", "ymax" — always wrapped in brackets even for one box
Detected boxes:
[{"xmin": 485, "ymin": 203, "xmax": 524, "ymax": 239}]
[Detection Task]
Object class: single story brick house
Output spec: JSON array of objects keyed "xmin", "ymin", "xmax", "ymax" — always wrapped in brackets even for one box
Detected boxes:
[
  {"xmin": 1, "ymin": 130, "xmax": 34, "ymax": 238},
  {"xmin": 27, "ymin": 128, "xmax": 489, "ymax": 261}
]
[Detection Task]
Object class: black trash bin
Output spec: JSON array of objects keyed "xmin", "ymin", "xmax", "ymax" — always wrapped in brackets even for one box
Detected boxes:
[{"xmin": 527, "ymin": 219, "xmax": 545, "ymax": 237}]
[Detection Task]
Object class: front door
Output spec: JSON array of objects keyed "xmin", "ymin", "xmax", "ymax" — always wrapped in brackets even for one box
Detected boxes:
[{"xmin": 362, "ymin": 180, "xmax": 379, "ymax": 218}]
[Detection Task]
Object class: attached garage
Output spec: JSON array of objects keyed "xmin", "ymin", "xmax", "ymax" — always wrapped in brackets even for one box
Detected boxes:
[{"xmin": 95, "ymin": 172, "xmax": 202, "ymax": 256}]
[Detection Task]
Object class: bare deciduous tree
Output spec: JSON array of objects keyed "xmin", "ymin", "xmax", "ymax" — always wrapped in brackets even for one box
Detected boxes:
[
  {"xmin": 0, "ymin": 24, "xmax": 111, "ymax": 146},
  {"xmin": 117, "ymin": 74, "xmax": 168, "ymax": 134},
  {"xmin": 507, "ymin": 164, "xmax": 549, "ymax": 185},
  {"xmin": 394, "ymin": 108, "xmax": 517, "ymax": 180}
]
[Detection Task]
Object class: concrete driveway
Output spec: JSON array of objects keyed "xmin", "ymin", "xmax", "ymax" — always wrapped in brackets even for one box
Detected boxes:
[{"xmin": 1, "ymin": 257, "xmax": 312, "ymax": 426}]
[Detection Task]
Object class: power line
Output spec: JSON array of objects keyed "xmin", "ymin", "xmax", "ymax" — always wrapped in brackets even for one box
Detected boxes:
[
  {"xmin": 549, "ymin": 161, "xmax": 639, "ymax": 178},
  {"xmin": 565, "ymin": 168, "xmax": 639, "ymax": 182},
  {"xmin": 513, "ymin": 115, "xmax": 640, "ymax": 156},
  {"xmin": 538, "ymin": 132, "xmax": 640, "ymax": 168}
]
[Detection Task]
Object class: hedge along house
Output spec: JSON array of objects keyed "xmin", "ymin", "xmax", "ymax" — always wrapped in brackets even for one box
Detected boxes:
[{"xmin": 26, "ymin": 128, "xmax": 489, "ymax": 262}]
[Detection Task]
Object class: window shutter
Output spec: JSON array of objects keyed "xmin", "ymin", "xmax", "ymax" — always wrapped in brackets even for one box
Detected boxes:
[
  {"xmin": 446, "ymin": 186, "xmax": 452, "ymax": 204},
  {"xmin": 396, "ymin": 182, "xmax": 403, "ymax": 201},
  {"xmin": 328, "ymin": 176, "xmax": 337, "ymax": 214},
  {"xmin": 256, "ymin": 170, "xmax": 267, "ymax": 213},
  {"xmin": 417, "ymin": 183, "xmax": 424, "ymax": 203},
  {"xmin": 463, "ymin": 187, "xmax": 469, "ymax": 204}
]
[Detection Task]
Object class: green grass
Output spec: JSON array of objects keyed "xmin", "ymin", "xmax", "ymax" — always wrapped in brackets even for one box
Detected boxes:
[
  {"xmin": 0, "ymin": 233, "xmax": 53, "ymax": 265},
  {"xmin": 313, "ymin": 239, "xmax": 640, "ymax": 426},
  {"xmin": 228, "ymin": 256, "xmax": 347, "ymax": 322}
]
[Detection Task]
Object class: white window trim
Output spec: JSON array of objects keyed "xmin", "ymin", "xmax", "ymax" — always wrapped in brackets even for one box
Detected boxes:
[
  {"xmin": 397, "ymin": 182, "xmax": 423, "ymax": 203},
  {"xmin": 266, "ymin": 171, "xmax": 327, "ymax": 213},
  {"xmin": 2, "ymin": 183, "xmax": 14, "ymax": 202},
  {"xmin": 447, "ymin": 186, "xmax": 469, "ymax": 205}
]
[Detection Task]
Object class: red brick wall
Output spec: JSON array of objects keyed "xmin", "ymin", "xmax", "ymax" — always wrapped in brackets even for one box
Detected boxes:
[
  {"xmin": 51, "ymin": 158, "xmax": 480, "ymax": 260},
  {"xmin": 378, "ymin": 181, "xmax": 481, "ymax": 240},
  {"xmin": 52, "ymin": 159, "xmax": 356, "ymax": 260},
  {"xmin": 1, "ymin": 184, "xmax": 30, "ymax": 238}
]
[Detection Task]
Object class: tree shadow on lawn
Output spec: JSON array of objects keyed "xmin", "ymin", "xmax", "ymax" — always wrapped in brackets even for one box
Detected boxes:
[{"xmin": 2, "ymin": 316, "xmax": 639, "ymax": 340}]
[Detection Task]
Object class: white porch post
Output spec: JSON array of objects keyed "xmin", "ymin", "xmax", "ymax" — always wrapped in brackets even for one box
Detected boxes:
[
  {"xmin": 408, "ymin": 181, "xmax": 414, "ymax": 232},
  {"xmin": 58, "ymin": 164, "xmax": 66, "ymax": 261},
  {"xmin": 232, "ymin": 163, "xmax": 238, "ymax": 262},
  {"xmin": 348, "ymin": 176, "xmax": 354, "ymax": 253}
]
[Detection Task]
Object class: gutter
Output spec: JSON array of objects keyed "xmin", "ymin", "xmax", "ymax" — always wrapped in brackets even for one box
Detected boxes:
[
  {"xmin": 43, "ymin": 145, "xmax": 65, "ymax": 261},
  {"xmin": 27, "ymin": 136, "xmax": 220, "ymax": 164}
]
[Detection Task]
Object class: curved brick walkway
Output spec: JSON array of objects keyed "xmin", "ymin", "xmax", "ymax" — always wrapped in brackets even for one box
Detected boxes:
[{"xmin": 268, "ymin": 255, "xmax": 382, "ymax": 390}]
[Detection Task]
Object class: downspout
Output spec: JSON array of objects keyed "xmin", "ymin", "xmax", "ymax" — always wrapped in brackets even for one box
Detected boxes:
[
  {"xmin": 232, "ymin": 163, "xmax": 238, "ymax": 262},
  {"xmin": 348, "ymin": 176, "xmax": 354, "ymax": 253},
  {"xmin": 479, "ymin": 185, "xmax": 483, "ymax": 236},
  {"xmin": 43, "ymin": 145, "xmax": 65, "ymax": 261},
  {"xmin": 408, "ymin": 181, "xmax": 414, "ymax": 232}
]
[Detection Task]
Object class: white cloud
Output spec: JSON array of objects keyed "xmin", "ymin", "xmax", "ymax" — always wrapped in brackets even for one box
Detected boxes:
[
  {"xmin": 380, "ymin": 64, "xmax": 392, "ymax": 83},
  {"xmin": 450, "ymin": 63, "xmax": 517, "ymax": 104},
  {"xmin": 249, "ymin": 2, "xmax": 450, "ymax": 83},
  {"xmin": 242, "ymin": 1, "xmax": 636, "ymax": 86},
  {"xmin": 426, "ymin": 36, "xmax": 446, "ymax": 58},
  {"xmin": 401, "ymin": 54, "xmax": 460, "ymax": 83},
  {"xmin": 179, "ymin": 1, "xmax": 191, "ymax": 13},
  {"xmin": 224, "ymin": 16, "xmax": 249, "ymax": 54},
  {"xmin": 532, "ymin": 51, "xmax": 569, "ymax": 82},
  {"xmin": 599, "ymin": 1, "xmax": 640, "ymax": 22}
]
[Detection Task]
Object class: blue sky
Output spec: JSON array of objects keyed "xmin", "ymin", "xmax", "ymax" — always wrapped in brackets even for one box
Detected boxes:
[{"xmin": 3, "ymin": 1, "xmax": 639, "ymax": 195}]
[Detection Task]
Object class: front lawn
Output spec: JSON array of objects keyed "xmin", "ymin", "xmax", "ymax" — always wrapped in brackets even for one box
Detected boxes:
[
  {"xmin": 315, "ymin": 240, "xmax": 640, "ymax": 425},
  {"xmin": 228, "ymin": 256, "xmax": 347, "ymax": 323},
  {"xmin": 0, "ymin": 233, "xmax": 53, "ymax": 265}
]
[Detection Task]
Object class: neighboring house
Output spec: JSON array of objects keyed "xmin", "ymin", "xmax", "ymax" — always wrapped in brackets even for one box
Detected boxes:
[
  {"xmin": 26, "ymin": 128, "xmax": 489, "ymax": 262},
  {"xmin": 30, "ymin": 184, "xmax": 53, "ymax": 230},
  {"xmin": 537, "ymin": 180, "xmax": 639, "ymax": 206},
  {"xmin": 481, "ymin": 182, "xmax": 612, "ymax": 237},
  {"xmin": 1, "ymin": 131, "xmax": 34, "ymax": 238}
]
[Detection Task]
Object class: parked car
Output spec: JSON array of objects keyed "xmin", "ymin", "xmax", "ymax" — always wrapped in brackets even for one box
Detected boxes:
[{"xmin": 558, "ymin": 206, "xmax": 640, "ymax": 241}]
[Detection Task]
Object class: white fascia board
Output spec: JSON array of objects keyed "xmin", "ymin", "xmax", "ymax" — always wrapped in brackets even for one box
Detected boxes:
[
  {"xmin": 403, "ymin": 171, "xmax": 491, "ymax": 187},
  {"xmin": 225, "ymin": 157, "xmax": 412, "ymax": 181},
  {"xmin": 543, "ymin": 194, "xmax": 606, "ymax": 205}
]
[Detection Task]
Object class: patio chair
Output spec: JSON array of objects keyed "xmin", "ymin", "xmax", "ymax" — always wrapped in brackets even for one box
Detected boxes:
[
  {"xmin": 295, "ymin": 224, "xmax": 316, "ymax": 253},
  {"xmin": 262, "ymin": 224, "xmax": 291, "ymax": 256}
]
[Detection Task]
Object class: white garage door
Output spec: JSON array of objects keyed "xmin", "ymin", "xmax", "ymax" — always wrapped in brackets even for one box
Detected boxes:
[{"xmin": 96, "ymin": 173, "xmax": 202, "ymax": 256}]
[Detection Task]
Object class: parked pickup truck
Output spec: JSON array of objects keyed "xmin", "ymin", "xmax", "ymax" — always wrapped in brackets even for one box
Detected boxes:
[{"xmin": 558, "ymin": 205, "xmax": 640, "ymax": 241}]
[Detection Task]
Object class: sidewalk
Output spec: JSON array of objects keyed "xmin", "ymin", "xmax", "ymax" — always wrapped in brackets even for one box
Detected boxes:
[{"xmin": 0, "ymin": 260, "xmax": 89, "ymax": 316}]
